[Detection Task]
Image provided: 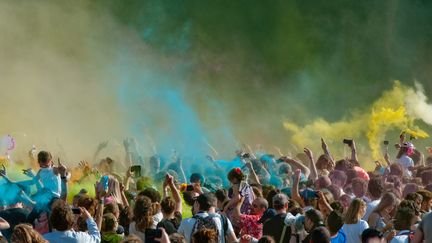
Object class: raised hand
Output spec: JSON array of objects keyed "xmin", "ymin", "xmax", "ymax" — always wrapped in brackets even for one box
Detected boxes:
[
  {"xmin": 57, "ymin": 158, "xmax": 68, "ymax": 177},
  {"xmin": 22, "ymin": 168, "xmax": 35, "ymax": 178},
  {"xmin": 321, "ymin": 138, "xmax": 328, "ymax": 151},
  {"xmin": 303, "ymin": 148, "xmax": 313, "ymax": 161},
  {"xmin": 0, "ymin": 165, "xmax": 6, "ymax": 177}
]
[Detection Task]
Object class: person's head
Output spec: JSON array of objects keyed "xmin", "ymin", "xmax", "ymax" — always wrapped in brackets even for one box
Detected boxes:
[
  {"xmin": 329, "ymin": 170, "xmax": 347, "ymax": 188},
  {"xmin": 190, "ymin": 173, "xmax": 204, "ymax": 184},
  {"xmin": 11, "ymin": 224, "xmax": 48, "ymax": 243},
  {"xmin": 389, "ymin": 163, "xmax": 404, "ymax": 177},
  {"xmin": 194, "ymin": 193, "xmax": 217, "ymax": 212},
  {"xmin": 104, "ymin": 202, "xmax": 120, "ymax": 219},
  {"xmin": 278, "ymin": 163, "xmax": 292, "ymax": 177},
  {"xmin": 374, "ymin": 192, "xmax": 397, "ymax": 215},
  {"xmin": 120, "ymin": 234, "xmax": 143, "ymax": 243},
  {"xmin": 417, "ymin": 190, "xmax": 432, "ymax": 212},
  {"xmin": 133, "ymin": 196, "xmax": 154, "ymax": 232},
  {"xmin": 314, "ymin": 176, "xmax": 331, "ymax": 190},
  {"xmin": 169, "ymin": 233, "xmax": 186, "ymax": 243},
  {"xmin": 316, "ymin": 154, "xmax": 331, "ymax": 171},
  {"xmin": 192, "ymin": 229, "xmax": 218, "ymax": 243},
  {"xmin": 50, "ymin": 200, "xmax": 74, "ymax": 231},
  {"xmin": 344, "ymin": 198, "xmax": 366, "ymax": 224},
  {"xmin": 394, "ymin": 206, "xmax": 416, "ymax": 231},
  {"xmin": 368, "ymin": 177, "xmax": 384, "ymax": 200},
  {"xmin": 266, "ymin": 189, "xmax": 281, "ymax": 209},
  {"xmin": 326, "ymin": 211, "xmax": 343, "ymax": 235},
  {"xmin": 258, "ymin": 235, "xmax": 276, "ymax": 243},
  {"xmin": 160, "ymin": 197, "xmax": 175, "ymax": 215},
  {"xmin": 421, "ymin": 170, "xmax": 432, "ymax": 186},
  {"xmin": 309, "ymin": 226, "xmax": 330, "ymax": 243},
  {"xmin": 101, "ymin": 213, "xmax": 118, "ymax": 233},
  {"xmin": 402, "ymin": 183, "xmax": 420, "ymax": 198},
  {"xmin": 351, "ymin": 178, "xmax": 368, "ymax": 198},
  {"xmin": 334, "ymin": 159, "xmax": 352, "ymax": 173},
  {"xmin": 138, "ymin": 188, "xmax": 161, "ymax": 204},
  {"xmin": 397, "ymin": 142, "xmax": 415, "ymax": 159},
  {"xmin": 214, "ymin": 189, "xmax": 228, "ymax": 210},
  {"xmin": 304, "ymin": 209, "xmax": 324, "ymax": 233},
  {"xmin": 361, "ymin": 228, "xmax": 384, "ymax": 243},
  {"xmin": 272, "ymin": 193, "xmax": 289, "ymax": 212},
  {"xmin": 326, "ymin": 184, "xmax": 342, "ymax": 201},
  {"xmin": 227, "ymin": 168, "xmax": 245, "ymax": 184},
  {"xmin": 251, "ymin": 197, "xmax": 268, "ymax": 215},
  {"xmin": 37, "ymin": 151, "xmax": 52, "ymax": 168},
  {"xmin": 405, "ymin": 192, "xmax": 423, "ymax": 209},
  {"xmin": 77, "ymin": 195, "xmax": 98, "ymax": 216},
  {"xmin": 339, "ymin": 194, "xmax": 352, "ymax": 212}
]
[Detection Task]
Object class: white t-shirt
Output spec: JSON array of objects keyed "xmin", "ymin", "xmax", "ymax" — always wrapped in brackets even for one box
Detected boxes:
[
  {"xmin": 397, "ymin": 155, "xmax": 414, "ymax": 176},
  {"xmin": 363, "ymin": 199, "xmax": 380, "ymax": 221},
  {"xmin": 390, "ymin": 230, "xmax": 411, "ymax": 243},
  {"xmin": 342, "ymin": 220, "xmax": 369, "ymax": 243},
  {"xmin": 178, "ymin": 212, "xmax": 234, "ymax": 243}
]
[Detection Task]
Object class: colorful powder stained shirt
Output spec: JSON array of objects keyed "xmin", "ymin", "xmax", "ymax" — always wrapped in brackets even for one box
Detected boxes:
[{"xmin": 240, "ymin": 214, "xmax": 263, "ymax": 241}]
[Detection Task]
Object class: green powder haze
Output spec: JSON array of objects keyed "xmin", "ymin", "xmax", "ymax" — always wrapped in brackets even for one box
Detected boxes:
[{"xmin": 0, "ymin": 0, "xmax": 430, "ymax": 166}]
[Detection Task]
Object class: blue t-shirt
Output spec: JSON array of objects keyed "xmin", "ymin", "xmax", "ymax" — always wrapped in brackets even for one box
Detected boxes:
[{"xmin": 331, "ymin": 230, "xmax": 347, "ymax": 243}]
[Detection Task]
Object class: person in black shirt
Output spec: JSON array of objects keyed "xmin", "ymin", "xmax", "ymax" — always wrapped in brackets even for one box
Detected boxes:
[
  {"xmin": 0, "ymin": 202, "xmax": 29, "ymax": 241},
  {"xmin": 263, "ymin": 193, "xmax": 292, "ymax": 243},
  {"xmin": 157, "ymin": 174, "xmax": 182, "ymax": 235}
]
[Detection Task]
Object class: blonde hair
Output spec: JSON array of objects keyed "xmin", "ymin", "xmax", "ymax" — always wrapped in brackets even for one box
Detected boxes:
[
  {"xmin": 11, "ymin": 224, "xmax": 48, "ymax": 243},
  {"xmin": 344, "ymin": 198, "xmax": 366, "ymax": 224}
]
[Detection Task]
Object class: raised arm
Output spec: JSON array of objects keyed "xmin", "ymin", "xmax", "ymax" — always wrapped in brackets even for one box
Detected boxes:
[
  {"xmin": 304, "ymin": 148, "xmax": 318, "ymax": 181},
  {"xmin": 321, "ymin": 138, "xmax": 335, "ymax": 169},
  {"xmin": 292, "ymin": 169, "xmax": 305, "ymax": 208},
  {"xmin": 282, "ymin": 157, "xmax": 310, "ymax": 179},
  {"xmin": 245, "ymin": 161, "xmax": 261, "ymax": 185},
  {"xmin": 166, "ymin": 174, "xmax": 182, "ymax": 213},
  {"xmin": 349, "ymin": 140, "xmax": 359, "ymax": 164}
]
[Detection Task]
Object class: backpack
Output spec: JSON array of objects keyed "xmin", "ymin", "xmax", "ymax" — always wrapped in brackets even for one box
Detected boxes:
[{"xmin": 190, "ymin": 213, "xmax": 228, "ymax": 240}]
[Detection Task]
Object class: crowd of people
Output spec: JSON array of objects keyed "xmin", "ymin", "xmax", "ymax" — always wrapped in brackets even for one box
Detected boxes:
[{"xmin": 0, "ymin": 134, "xmax": 431, "ymax": 243}]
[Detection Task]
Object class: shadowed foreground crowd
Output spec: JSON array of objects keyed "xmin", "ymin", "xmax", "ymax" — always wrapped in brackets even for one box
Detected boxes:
[{"xmin": 0, "ymin": 135, "xmax": 432, "ymax": 243}]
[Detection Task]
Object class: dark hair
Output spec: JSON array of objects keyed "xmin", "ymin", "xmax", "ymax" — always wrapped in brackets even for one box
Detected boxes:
[
  {"xmin": 190, "ymin": 173, "xmax": 204, "ymax": 184},
  {"xmin": 309, "ymin": 226, "xmax": 330, "ymax": 243},
  {"xmin": 361, "ymin": 228, "xmax": 382, "ymax": 243},
  {"xmin": 326, "ymin": 211, "xmax": 344, "ymax": 234},
  {"xmin": 227, "ymin": 168, "xmax": 245, "ymax": 182},
  {"xmin": 368, "ymin": 177, "xmax": 384, "ymax": 199},
  {"xmin": 196, "ymin": 193, "xmax": 217, "ymax": 211},
  {"xmin": 330, "ymin": 201, "xmax": 344, "ymax": 214},
  {"xmin": 215, "ymin": 189, "xmax": 228, "ymax": 205},
  {"xmin": 50, "ymin": 200, "xmax": 74, "ymax": 231},
  {"xmin": 37, "ymin": 151, "xmax": 52, "ymax": 164},
  {"xmin": 417, "ymin": 190, "xmax": 432, "ymax": 203},
  {"xmin": 258, "ymin": 235, "xmax": 276, "ymax": 243},
  {"xmin": 305, "ymin": 209, "xmax": 324, "ymax": 227},
  {"xmin": 104, "ymin": 202, "xmax": 120, "ymax": 216},
  {"xmin": 394, "ymin": 206, "xmax": 415, "ymax": 230},
  {"xmin": 182, "ymin": 191, "xmax": 197, "ymax": 207},
  {"xmin": 421, "ymin": 170, "xmax": 432, "ymax": 186},
  {"xmin": 266, "ymin": 189, "xmax": 280, "ymax": 209},
  {"xmin": 334, "ymin": 159, "xmax": 352, "ymax": 173},
  {"xmin": 102, "ymin": 213, "xmax": 117, "ymax": 232},
  {"xmin": 192, "ymin": 229, "xmax": 218, "ymax": 243},
  {"xmin": 160, "ymin": 197, "xmax": 175, "ymax": 215},
  {"xmin": 138, "ymin": 188, "xmax": 161, "ymax": 203}
]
